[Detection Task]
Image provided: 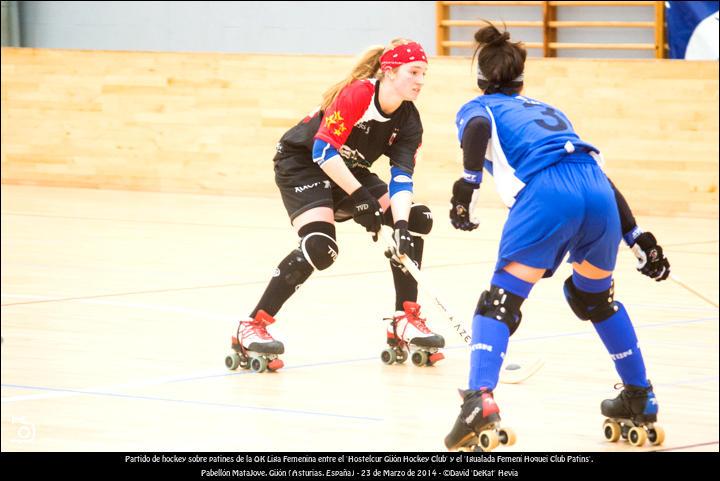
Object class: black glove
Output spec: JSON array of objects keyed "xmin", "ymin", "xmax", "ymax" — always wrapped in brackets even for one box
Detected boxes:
[
  {"xmin": 392, "ymin": 220, "xmax": 415, "ymax": 258},
  {"xmin": 631, "ymin": 232, "xmax": 670, "ymax": 281},
  {"xmin": 450, "ymin": 178, "xmax": 479, "ymax": 231},
  {"xmin": 350, "ymin": 186, "xmax": 383, "ymax": 238}
]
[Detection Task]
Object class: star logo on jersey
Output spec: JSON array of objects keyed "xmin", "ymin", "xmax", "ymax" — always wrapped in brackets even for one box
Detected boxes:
[
  {"xmin": 324, "ymin": 111, "xmax": 344, "ymax": 129},
  {"xmin": 332, "ymin": 123, "xmax": 347, "ymax": 137}
]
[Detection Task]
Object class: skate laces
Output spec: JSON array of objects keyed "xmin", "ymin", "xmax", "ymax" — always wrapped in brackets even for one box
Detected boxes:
[
  {"xmin": 396, "ymin": 302, "xmax": 431, "ymax": 334},
  {"xmin": 240, "ymin": 311, "xmax": 275, "ymax": 341}
]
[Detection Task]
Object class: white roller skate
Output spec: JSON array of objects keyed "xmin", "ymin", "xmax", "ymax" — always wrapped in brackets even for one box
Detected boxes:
[
  {"xmin": 381, "ymin": 301, "xmax": 445, "ymax": 367},
  {"xmin": 225, "ymin": 310, "xmax": 284, "ymax": 373}
]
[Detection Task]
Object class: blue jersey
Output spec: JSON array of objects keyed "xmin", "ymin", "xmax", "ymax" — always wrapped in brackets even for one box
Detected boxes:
[{"xmin": 456, "ymin": 93, "xmax": 602, "ymax": 207}]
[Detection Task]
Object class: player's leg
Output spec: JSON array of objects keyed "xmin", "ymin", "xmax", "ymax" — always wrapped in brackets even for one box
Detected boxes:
[
  {"xmin": 444, "ymin": 263, "xmax": 539, "ymax": 450},
  {"xmin": 567, "ymin": 261, "xmax": 659, "ymax": 431},
  {"xmin": 250, "ymin": 207, "xmax": 337, "ymax": 319},
  {"xmin": 228, "ymin": 207, "xmax": 338, "ymax": 372},
  {"xmin": 334, "ymin": 171, "xmax": 444, "ymax": 363},
  {"xmin": 566, "ymin": 163, "xmax": 659, "ymax": 442},
  {"xmin": 229, "ymin": 161, "xmax": 338, "ymax": 370},
  {"xmin": 382, "ymin": 200, "xmax": 444, "ymax": 353},
  {"xmin": 446, "ymin": 163, "xmax": 582, "ymax": 450}
]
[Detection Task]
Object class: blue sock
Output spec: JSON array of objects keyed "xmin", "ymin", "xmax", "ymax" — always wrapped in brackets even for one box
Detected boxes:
[
  {"xmin": 468, "ymin": 271, "xmax": 533, "ymax": 391},
  {"xmin": 468, "ymin": 315, "xmax": 508, "ymax": 391},
  {"xmin": 573, "ymin": 273, "xmax": 649, "ymax": 387},
  {"xmin": 572, "ymin": 270, "xmax": 611, "ymax": 293}
]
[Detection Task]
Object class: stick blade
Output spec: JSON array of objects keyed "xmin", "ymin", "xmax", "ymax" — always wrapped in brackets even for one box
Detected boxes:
[{"xmin": 499, "ymin": 358, "xmax": 545, "ymax": 384}]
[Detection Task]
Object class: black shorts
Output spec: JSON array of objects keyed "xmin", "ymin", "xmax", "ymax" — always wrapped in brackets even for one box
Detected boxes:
[{"xmin": 274, "ymin": 154, "xmax": 388, "ymax": 223}]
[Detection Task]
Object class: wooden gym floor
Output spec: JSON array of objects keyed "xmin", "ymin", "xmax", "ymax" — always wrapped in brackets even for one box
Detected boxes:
[{"xmin": 1, "ymin": 185, "xmax": 717, "ymax": 452}]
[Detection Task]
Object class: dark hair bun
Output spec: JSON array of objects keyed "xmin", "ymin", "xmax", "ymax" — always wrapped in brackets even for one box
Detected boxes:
[{"xmin": 474, "ymin": 24, "xmax": 510, "ymax": 47}]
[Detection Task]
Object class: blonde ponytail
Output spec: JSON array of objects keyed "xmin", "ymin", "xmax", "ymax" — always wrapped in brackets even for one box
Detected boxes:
[{"xmin": 320, "ymin": 38, "xmax": 414, "ymax": 111}]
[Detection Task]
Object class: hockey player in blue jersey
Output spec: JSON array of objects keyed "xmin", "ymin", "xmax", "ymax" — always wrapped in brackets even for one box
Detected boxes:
[{"xmin": 444, "ymin": 23, "xmax": 671, "ymax": 451}]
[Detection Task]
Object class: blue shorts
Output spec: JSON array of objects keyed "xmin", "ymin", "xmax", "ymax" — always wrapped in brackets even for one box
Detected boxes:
[{"xmin": 496, "ymin": 160, "xmax": 621, "ymax": 277}]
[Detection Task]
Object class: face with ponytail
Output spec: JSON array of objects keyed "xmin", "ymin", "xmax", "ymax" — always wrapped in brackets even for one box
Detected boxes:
[
  {"xmin": 320, "ymin": 38, "xmax": 426, "ymax": 111},
  {"xmin": 473, "ymin": 22, "xmax": 527, "ymax": 95}
]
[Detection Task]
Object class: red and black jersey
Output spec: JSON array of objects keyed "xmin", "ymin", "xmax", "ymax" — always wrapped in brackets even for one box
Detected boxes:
[{"xmin": 274, "ymin": 79, "xmax": 423, "ymax": 175}]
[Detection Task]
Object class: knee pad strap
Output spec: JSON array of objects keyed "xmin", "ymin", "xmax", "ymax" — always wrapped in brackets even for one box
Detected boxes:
[{"xmin": 475, "ymin": 285, "xmax": 524, "ymax": 336}]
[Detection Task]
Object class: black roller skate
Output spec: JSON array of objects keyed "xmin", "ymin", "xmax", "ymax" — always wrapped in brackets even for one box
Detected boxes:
[
  {"xmin": 444, "ymin": 388, "xmax": 516, "ymax": 452},
  {"xmin": 381, "ymin": 301, "xmax": 445, "ymax": 367},
  {"xmin": 601, "ymin": 381, "xmax": 664, "ymax": 447},
  {"xmin": 225, "ymin": 310, "xmax": 284, "ymax": 373}
]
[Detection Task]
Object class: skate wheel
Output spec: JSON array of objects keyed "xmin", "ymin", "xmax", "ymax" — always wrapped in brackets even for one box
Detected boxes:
[
  {"xmin": 499, "ymin": 427, "xmax": 516, "ymax": 447},
  {"xmin": 267, "ymin": 358, "xmax": 284, "ymax": 372},
  {"xmin": 225, "ymin": 352, "xmax": 241, "ymax": 370},
  {"xmin": 603, "ymin": 420, "xmax": 621, "ymax": 442},
  {"xmin": 479, "ymin": 430, "xmax": 500, "ymax": 452},
  {"xmin": 250, "ymin": 356, "xmax": 268, "ymax": 373},
  {"xmin": 648, "ymin": 425, "xmax": 665, "ymax": 446},
  {"xmin": 381, "ymin": 348, "xmax": 397, "ymax": 365},
  {"xmin": 411, "ymin": 350, "xmax": 428, "ymax": 366},
  {"xmin": 395, "ymin": 348, "xmax": 408, "ymax": 364},
  {"xmin": 428, "ymin": 352, "xmax": 444, "ymax": 366},
  {"xmin": 628, "ymin": 426, "xmax": 647, "ymax": 447}
]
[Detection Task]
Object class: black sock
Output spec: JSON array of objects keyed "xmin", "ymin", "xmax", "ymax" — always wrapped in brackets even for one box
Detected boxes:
[
  {"xmin": 390, "ymin": 236, "xmax": 424, "ymax": 311},
  {"xmin": 250, "ymin": 248, "xmax": 314, "ymax": 318}
]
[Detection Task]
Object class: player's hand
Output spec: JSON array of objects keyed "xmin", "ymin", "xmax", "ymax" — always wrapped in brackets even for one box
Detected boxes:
[
  {"xmin": 631, "ymin": 232, "xmax": 670, "ymax": 281},
  {"xmin": 350, "ymin": 186, "xmax": 383, "ymax": 240},
  {"xmin": 393, "ymin": 220, "xmax": 415, "ymax": 258},
  {"xmin": 450, "ymin": 178, "xmax": 480, "ymax": 231}
]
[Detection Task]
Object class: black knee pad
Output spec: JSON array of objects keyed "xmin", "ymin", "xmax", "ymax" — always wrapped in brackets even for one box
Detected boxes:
[
  {"xmin": 475, "ymin": 285, "xmax": 524, "ymax": 336},
  {"xmin": 298, "ymin": 221, "xmax": 338, "ymax": 271},
  {"xmin": 408, "ymin": 204, "xmax": 433, "ymax": 235},
  {"xmin": 381, "ymin": 204, "xmax": 433, "ymax": 235},
  {"xmin": 563, "ymin": 276, "xmax": 619, "ymax": 323}
]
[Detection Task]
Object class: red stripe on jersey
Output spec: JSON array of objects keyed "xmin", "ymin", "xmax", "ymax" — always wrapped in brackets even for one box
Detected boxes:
[{"xmin": 314, "ymin": 80, "xmax": 375, "ymax": 149}]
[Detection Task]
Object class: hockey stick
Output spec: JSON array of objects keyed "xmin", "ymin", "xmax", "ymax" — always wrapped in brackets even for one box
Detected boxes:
[
  {"xmin": 669, "ymin": 274, "xmax": 718, "ymax": 308},
  {"xmin": 379, "ymin": 228, "xmax": 543, "ymax": 383}
]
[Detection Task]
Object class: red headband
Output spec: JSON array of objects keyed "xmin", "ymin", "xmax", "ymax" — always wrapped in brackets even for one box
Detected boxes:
[{"xmin": 380, "ymin": 42, "xmax": 428, "ymax": 71}]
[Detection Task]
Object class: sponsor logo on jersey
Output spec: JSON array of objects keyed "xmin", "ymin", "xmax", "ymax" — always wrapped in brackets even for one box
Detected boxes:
[{"xmin": 355, "ymin": 121, "xmax": 371, "ymax": 135}]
